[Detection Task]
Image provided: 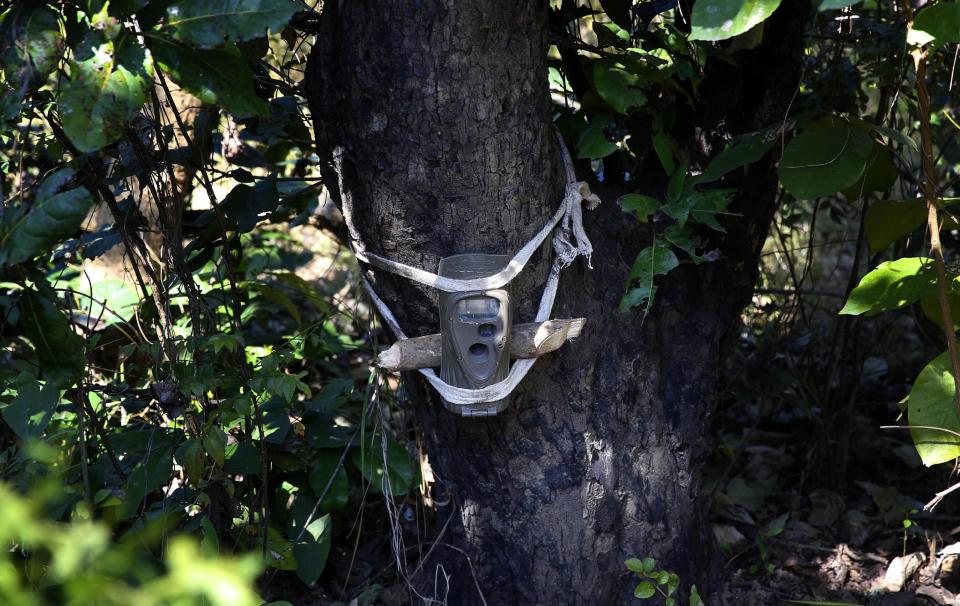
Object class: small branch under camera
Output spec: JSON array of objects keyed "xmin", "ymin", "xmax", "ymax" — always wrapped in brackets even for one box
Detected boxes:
[{"xmin": 376, "ymin": 318, "xmax": 586, "ymax": 372}]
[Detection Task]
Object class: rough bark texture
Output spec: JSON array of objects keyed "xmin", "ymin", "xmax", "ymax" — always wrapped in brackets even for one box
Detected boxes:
[{"xmin": 307, "ymin": 2, "xmax": 808, "ymax": 604}]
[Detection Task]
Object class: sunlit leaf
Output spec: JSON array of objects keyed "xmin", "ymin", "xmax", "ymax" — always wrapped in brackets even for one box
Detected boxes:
[
  {"xmin": 689, "ymin": 0, "xmax": 783, "ymax": 41},
  {"xmin": 0, "ymin": 168, "xmax": 94, "ymax": 266},
  {"xmin": 262, "ymin": 527, "xmax": 297, "ymax": 570},
  {"xmin": 839, "ymin": 257, "xmax": 937, "ymax": 316},
  {"xmin": 0, "ymin": 4, "xmax": 64, "ymax": 90},
  {"xmin": 908, "ymin": 351, "xmax": 960, "ymax": 466},
  {"xmin": 59, "ymin": 35, "xmax": 154, "ymax": 152},
  {"xmin": 2, "ymin": 373, "xmax": 59, "ymax": 441},
  {"xmin": 165, "ymin": 0, "xmax": 303, "ymax": 49},
  {"xmin": 634, "ymin": 581, "xmax": 656, "ymax": 598}
]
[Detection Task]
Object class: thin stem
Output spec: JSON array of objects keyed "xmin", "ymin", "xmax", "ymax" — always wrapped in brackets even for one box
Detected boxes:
[{"xmin": 899, "ymin": 0, "xmax": 960, "ymax": 413}]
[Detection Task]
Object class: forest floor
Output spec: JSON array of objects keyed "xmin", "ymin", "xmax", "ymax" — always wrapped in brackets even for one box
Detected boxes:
[{"xmin": 713, "ymin": 310, "xmax": 960, "ymax": 606}]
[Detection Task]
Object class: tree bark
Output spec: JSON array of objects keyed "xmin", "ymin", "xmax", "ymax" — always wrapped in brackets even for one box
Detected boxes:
[{"xmin": 306, "ymin": 2, "xmax": 808, "ymax": 603}]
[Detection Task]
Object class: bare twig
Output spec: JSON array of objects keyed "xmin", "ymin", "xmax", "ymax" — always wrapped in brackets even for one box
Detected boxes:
[{"xmin": 901, "ymin": 0, "xmax": 960, "ymax": 414}]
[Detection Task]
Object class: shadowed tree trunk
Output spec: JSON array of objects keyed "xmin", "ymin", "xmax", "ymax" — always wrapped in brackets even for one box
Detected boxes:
[{"xmin": 306, "ymin": 1, "xmax": 808, "ymax": 603}]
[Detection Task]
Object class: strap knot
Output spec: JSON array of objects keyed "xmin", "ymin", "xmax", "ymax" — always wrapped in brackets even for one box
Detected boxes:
[{"xmin": 553, "ymin": 181, "xmax": 600, "ymax": 269}]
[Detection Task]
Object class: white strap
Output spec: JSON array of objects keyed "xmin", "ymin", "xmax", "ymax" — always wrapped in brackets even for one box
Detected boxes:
[
  {"xmin": 349, "ymin": 181, "xmax": 596, "ymax": 292},
  {"xmin": 338, "ymin": 127, "xmax": 598, "ymax": 408}
]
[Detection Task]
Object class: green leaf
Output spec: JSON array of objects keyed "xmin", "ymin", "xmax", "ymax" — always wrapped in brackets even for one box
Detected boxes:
[
  {"xmin": 1, "ymin": 169, "xmax": 95, "ymax": 266},
  {"xmin": 293, "ymin": 515, "xmax": 331, "ymax": 586},
  {"xmin": 350, "ymin": 432, "xmax": 416, "ymax": 497},
  {"xmin": 68, "ymin": 276, "xmax": 139, "ymax": 326},
  {"xmin": 620, "ymin": 242, "xmax": 679, "ymax": 311},
  {"xmin": 224, "ymin": 441, "xmax": 262, "ymax": 475},
  {"xmin": 778, "ymin": 126, "xmax": 875, "ymax": 199},
  {"xmin": 642, "ymin": 557, "xmax": 656, "ymax": 573},
  {"xmin": 908, "ymin": 351, "xmax": 960, "ymax": 466},
  {"xmin": 651, "ymin": 128, "xmax": 676, "ymax": 175},
  {"xmin": 200, "ymin": 515, "xmax": 220, "ymax": 558},
  {"xmin": 920, "ymin": 286, "xmax": 960, "ymax": 331},
  {"xmin": 663, "ymin": 225, "xmax": 702, "ymax": 261},
  {"xmin": 662, "ymin": 188, "xmax": 734, "ymax": 232},
  {"xmin": 263, "ymin": 527, "xmax": 297, "ymax": 570},
  {"xmin": 151, "ymin": 38, "xmax": 268, "ymax": 118},
  {"xmin": 873, "ymin": 126, "xmax": 919, "ymax": 152},
  {"xmin": 308, "ymin": 450, "xmax": 349, "ymax": 511},
  {"xmin": 166, "ymin": 0, "xmax": 303, "ymax": 49},
  {"xmin": 619, "ymin": 194, "xmax": 660, "ymax": 222},
  {"xmin": 202, "ymin": 427, "xmax": 228, "ymax": 466},
  {"xmin": 841, "ymin": 142, "xmax": 898, "ymax": 200},
  {"xmin": 221, "ymin": 179, "xmax": 281, "ymax": 232},
  {"xmin": 306, "ymin": 378, "xmax": 355, "ymax": 413},
  {"xmin": 59, "ymin": 35, "xmax": 154, "ymax": 152},
  {"xmin": 696, "ymin": 132, "xmax": 775, "ymax": 184},
  {"xmin": 634, "ymin": 581, "xmax": 656, "ymax": 599},
  {"xmin": 594, "ymin": 20, "xmax": 630, "ymax": 48},
  {"xmin": 690, "ymin": 585, "xmax": 703, "ymax": 606},
  {"xmin": 911, "ymin": 2, "xmax": 960, "ymax": 46},
  {"xmin": 839, "ymin": 257, "xmax": 937, "ymax": 316},
  {"xmin": 864, "ymin": 199, "xmax": 927, "ymax": 253},
  {"xmin": 690, "ymin": 0, "xmax": 783, "ymax": 41},
  {"xmin": 593, "ymin": 62, "xmax": 646, "ymax": 114},
  {"xmin": 2, "ymin": 373, "xmax": 59, "ymax": 441},
  {"xmin": 762, "ymin": 512, "xmax": 789, "ymax": 537},
  {"xmin": 0, "ymin": 5, "xmax": 64, "ymax": 89},
  {"xmin": 121, "ymin": 444, "xmax": 174, "ymax": 518},
  {"xmin": 667, "ymin": 573, "xmax": 680, "ymax": 594},
  {"xmin": 20, "ymin": 287, "xmax": 86, "ymax": 387},
  {"xmin": 577, "ymin": 116, "xmax": 618, "ymax": 160},
  {"xmin": 819, "ymin": 0, "xmax": 863, "ymax": 10},
  {"xmin": 175, "ymin": 438, "xmax": 205, "ymax": 484},
  {"xmin": 625, "ymin": 558, "xmax": 645, "ymax": 573},
  {"xmin": 630, "ymin": 244, "xmax": 680, "ymax": 281}
]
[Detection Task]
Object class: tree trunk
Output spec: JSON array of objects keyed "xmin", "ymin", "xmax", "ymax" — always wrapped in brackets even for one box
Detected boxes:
[{"xmin": 306, "ymin": 2, "xmax": 807, "ymax": 603}]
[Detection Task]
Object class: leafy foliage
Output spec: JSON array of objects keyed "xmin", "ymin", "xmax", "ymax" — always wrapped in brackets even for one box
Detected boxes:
[
  {"xmin": 59, "ymin": 34, "xmax": 155, "ymax": 152},
  {"xmin": 626, "ymin": 557, "xmax": 703, "ymax": 605},
  {"xmin": 0, "ymin": 0, "xmax": 417, "ymax": 601}
]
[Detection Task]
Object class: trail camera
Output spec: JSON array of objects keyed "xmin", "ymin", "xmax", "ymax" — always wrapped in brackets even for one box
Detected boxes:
[{"xmin": 438, "ymin": 254, "xmax": 513, "ymax": 416}]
